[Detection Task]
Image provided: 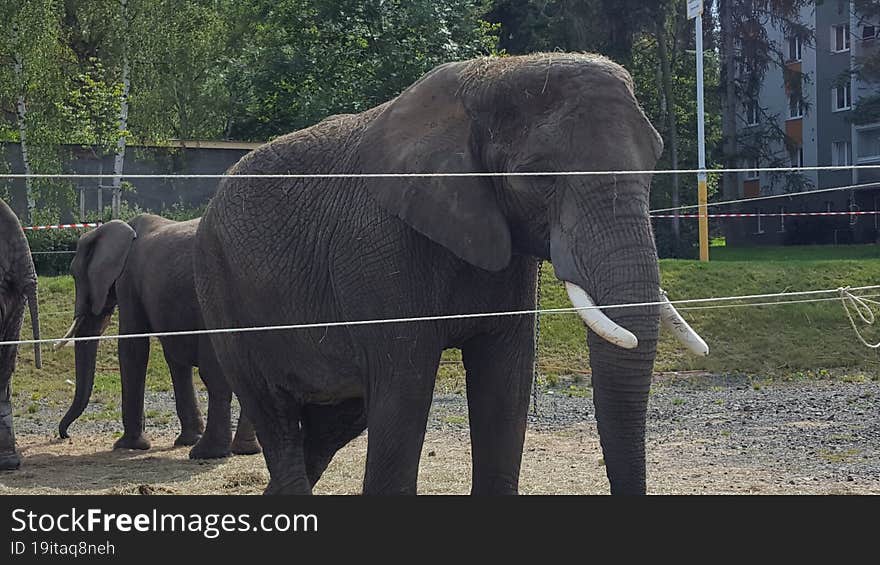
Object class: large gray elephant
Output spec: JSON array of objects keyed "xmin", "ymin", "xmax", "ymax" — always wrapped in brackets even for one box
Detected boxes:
[
  {"xmin": 194, "ymin": 53, "xmax": 705, "ymax": 494},
  {"xmin": 0, "ymin": 198, "xmax": 41, "ymax": 470},
  {"xmin": 57, "ymin": 215, "xmax": 260, "ymax": 459}
]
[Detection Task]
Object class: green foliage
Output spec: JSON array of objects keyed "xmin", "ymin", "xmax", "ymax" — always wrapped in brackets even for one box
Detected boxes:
[{"xmin": 221, "ymin": 0, "xmax": 501, "ymax": 139}]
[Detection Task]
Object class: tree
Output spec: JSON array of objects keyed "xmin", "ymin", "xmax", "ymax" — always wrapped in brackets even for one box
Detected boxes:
[
  {"xmin": 852, "ymin": 0, "xmax": 880, "ymax": 125},
  {"xmin": 0, "ymin": 0, "xmax": 70, "ymax": 222},
  {"xmin": 219, "ymin": 0, "xmax": 500, "ymax": 140},
  {"xmin": 714, "ymin": 0, "xmax": 815, "ymax": 197}
]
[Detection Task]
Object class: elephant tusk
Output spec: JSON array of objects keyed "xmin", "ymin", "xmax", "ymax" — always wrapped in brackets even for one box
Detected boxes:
[
  {"xmin": 659, "ymin": 289, "xmax": 709, "ymax": 356},
  {"xmin": 54, "ymin": 317, "xmax": 83, "ymax": 351},
  {"xmin": 565, "ymin": 282, "xmax": 639, "ymax": 350}
]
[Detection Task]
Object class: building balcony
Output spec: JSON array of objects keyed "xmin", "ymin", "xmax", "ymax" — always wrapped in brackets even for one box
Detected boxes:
[{"xmin": 856, "ymin": 123, "xmax": 880, "ymax": 184}]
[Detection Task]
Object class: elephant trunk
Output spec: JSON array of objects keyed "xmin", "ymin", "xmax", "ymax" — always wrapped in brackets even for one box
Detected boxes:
[
  {"xmin": 59, "ymin": 315, "xmax": 106, "ymax": 439},
  {"xmin": 27, "ymin": 284, "xmax": 41, "ymax": 369},
  {"xmin": 552, "ymin": 179, "xmax": 660, "ymax": 494},
  {"xmin": 582, "ymin": 240, "xmax": 660, "ymax": 494}
]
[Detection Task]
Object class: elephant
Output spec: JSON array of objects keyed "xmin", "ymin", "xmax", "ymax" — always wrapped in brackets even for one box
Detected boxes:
[
  {"xmin": 0, "ymin": 197, "xmax": 41, "ymax": 470},
  {"xmin": 57, "ymin": 215, "xmax": 260, "ymax": 459},
  {"xmin": 194, "ymin": 53, "xmax": 706, "ymax": 495}
]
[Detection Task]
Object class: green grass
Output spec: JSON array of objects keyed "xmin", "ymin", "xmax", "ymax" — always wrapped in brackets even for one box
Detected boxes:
[
  {"xmin": 710, "ymin": 244, "xmax": 880, "ymax": 262},
  {"xmin": 11, "ymin": 247, "xmax": 880, "ymax": 407}
]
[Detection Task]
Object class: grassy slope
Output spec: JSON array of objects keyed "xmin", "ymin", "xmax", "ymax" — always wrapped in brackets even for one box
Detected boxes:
[{"xmin": 12, "ymin": 246, "xmax": 880, "ymax": 410}]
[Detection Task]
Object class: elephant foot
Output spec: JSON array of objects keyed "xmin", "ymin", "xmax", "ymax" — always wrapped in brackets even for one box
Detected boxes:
[
  {"xmin": 173, "ymin": 430, "xmax": 203, "ymax": 447},
  {"xmin": 264, "ymin": 477, "xmax": 311, "ymax": 495},
  {"xmin": 231, "ymin": 437, "xmax": 262, "ymax": 456},
  {"xmin": 189, "ymin": 437, "xmax": 231, "ymax": 460},
  {"xmin": 0, "ymin": 450, "xmax": 21, "ymax": 471},
  {"xmin": 113, "ymin": 434, "xmax": 151, "ymax": 451}
]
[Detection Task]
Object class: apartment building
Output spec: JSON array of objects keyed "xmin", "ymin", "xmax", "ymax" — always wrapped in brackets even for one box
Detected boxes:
[{"xmin": 726, "ymin": 1, "xmax": 880, "ymax": 246}]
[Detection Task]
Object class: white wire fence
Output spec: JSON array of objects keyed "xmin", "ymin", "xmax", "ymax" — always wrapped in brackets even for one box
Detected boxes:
[
  {"xmin": 6, "ymin": 164, "xmax": 880, "ymax": 348},
  {"xmin": 4, "ymin": 286, "xmax": 879, "ymax": 348}
]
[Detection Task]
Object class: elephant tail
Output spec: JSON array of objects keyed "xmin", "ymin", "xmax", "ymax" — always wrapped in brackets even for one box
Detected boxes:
[{"xmin": 26, "ymin": 284, "xmax": 41, "ymax": 370}]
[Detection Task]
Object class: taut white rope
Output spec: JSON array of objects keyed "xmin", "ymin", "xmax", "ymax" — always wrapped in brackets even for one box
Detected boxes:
[
  {"xmin": 650, "ymin": 181, "xmax": 879, "ymax": 214},
  {"xmin": 2, "ymin": 164, "xmax": 880, "ymax": 181},
  {"xmin": 1, "ymin": 285, "xmax": 878, "ymax": 348}
]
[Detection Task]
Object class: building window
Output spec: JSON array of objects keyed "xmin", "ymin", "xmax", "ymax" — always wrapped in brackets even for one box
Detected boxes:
[
  {"xmin": 790, "ymin": 146, "xmax": 804, "ymax": 169},
  {"xmin": 833, "ymin": 82, "xmax": 851, "ymax": 112},
  {"xmin": 833, "ymin": 24, "xmax": 851, "ymax": 52},
  {"xmin": 856, "ymin": 126, "xmax": 880, "ymax": 161},
  {"xmin": 789, "ymin": 95, "xmax": 804, "ymax": 119},
  {"xmin": 832, "ymin": 141, "xmax": 852, "ymax": 166},
  {"xmin": 756, "ymin": 208, "xmax": 765, "ymax": 234},
  {"xmin": 788, "ymin": 35, "xmax": 803, "ymax": 62},
  {"xmin": 745, "ymin": 100, "xmax": 759, "ymax": 126},
  {"xmin": 778, "ymin": 206, "xmax": 785, "ymax": 233},
  {"xmin": 863, "ymin": 25, "xmax": 877, "ymax": 41},
  {"xmin": 745, "ymin": 158, "xmax": 759, "ymax": 180}
]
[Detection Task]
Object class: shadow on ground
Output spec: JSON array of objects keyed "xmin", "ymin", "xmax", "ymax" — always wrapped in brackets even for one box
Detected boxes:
[{"xmin": 1, "ymin": 436, "xmax": 230, "ymax": 494}]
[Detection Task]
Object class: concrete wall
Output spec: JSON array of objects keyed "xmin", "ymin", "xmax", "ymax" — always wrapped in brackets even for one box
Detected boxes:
[{"xmin": 1, "ymin": 141, "xmax": 259, "ymax": 220}]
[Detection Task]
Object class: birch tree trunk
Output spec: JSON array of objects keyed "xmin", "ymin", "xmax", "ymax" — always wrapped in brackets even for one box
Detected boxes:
[
  {"xmin": 656, "ymin": 16, "xmax": 680, "ymax": 249},
  {"xmin": 721, "ymin": 0, "xmax": 738, "ymax": 201},
  {"xmin": 12, "ymin": 24, "xmax": 34, "ymax": 224},
  {"xmin": 112, "ymin": 0, "xmax": 130, "ymax": 219}
]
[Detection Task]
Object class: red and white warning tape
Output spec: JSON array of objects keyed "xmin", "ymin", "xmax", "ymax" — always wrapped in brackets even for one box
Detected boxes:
[
  {"xmin": 651, "ymin": 211, "xmax": 879, "ymax": 219},
  {"xmin": 22, "ymin": 222, "xmax": 101, "ymax": 231}
]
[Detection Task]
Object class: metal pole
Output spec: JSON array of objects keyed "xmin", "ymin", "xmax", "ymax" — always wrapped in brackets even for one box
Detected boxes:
[{"xmin": 695, "ymin": 11, "xmax": 709, "ymax": 262}]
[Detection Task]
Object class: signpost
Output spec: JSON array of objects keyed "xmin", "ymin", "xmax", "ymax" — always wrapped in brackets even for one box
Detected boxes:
[{"xmin": 688, "ymin": 0, "xmax": 709, "ymax": 262}]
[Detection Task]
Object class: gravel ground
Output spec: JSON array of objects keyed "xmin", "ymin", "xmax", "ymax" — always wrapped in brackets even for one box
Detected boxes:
[{"xmin": 3, "ymin": 373, "xmax": 879, "ymax": 494}]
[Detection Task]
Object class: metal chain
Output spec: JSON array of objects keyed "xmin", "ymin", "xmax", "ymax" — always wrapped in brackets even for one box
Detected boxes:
[{"xmin": 532, "ymin": 259, "xmax": 543, "ymax": 416}]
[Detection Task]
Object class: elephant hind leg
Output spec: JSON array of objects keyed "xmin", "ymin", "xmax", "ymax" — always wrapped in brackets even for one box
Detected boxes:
[
  {"xmin": 0, "ymin": 383, "xmax": 21, "ymax": 471},
  {"xmin": 303, "ymin": 398, "xmax": 366, "ymax": 487},
  {"xmin": 235, "ymin": 375, "xmax": 310, "ymax": 494},
  {"xmin": 188, "ymin": 345, "xmax": 233, "ymax": 459},
  {"xmin": 230, "ymin": 411, "xmax": 261, "ymax": 456},
  {"xmin": 258, "ymin": 401, "xmax": 311, "ymax": 495}
]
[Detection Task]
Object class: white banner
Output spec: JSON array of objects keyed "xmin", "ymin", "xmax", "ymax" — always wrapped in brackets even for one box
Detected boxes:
[{"xmin": 687, "ymin": 0, "xmax": 703, "ymax": 20}]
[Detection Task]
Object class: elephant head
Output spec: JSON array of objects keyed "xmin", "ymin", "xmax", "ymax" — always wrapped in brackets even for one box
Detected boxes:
[
  {"xmin": 0, "ymin": 197, "xmax": 41, "ymax": 470},
  {"xmin": 357, "ymin": 53, "xmax": 705, "ymax": 493},
  {"xmin": 58, "ymin": 220, "xmax": 136, "ymax": 438}
]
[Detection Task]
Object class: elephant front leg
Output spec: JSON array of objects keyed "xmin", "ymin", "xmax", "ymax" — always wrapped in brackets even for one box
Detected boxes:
[
  {"xmin": 167, "ymin": 361, "xmax": 205, "ymax": 447},
  {"xmin": 0, "ymin": 382, "xmax": 20, "ymax": 471},
  {"xmin": 113, "ymin": 336, "xmax": 152, "ymax": 451},
  {"xmin": 461, "ymin": 319, "xmax": 535, "ymax": 495},
  {"xmin": 362, "ymin": 349, "xmax": 439, "ymax": 495}
]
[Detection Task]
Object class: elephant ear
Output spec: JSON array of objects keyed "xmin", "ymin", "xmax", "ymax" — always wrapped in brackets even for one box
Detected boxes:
[
  {"xmin": 71, "ymin": 220, "xmax": 136, "ymax": 316},
  {"xmin": 357, "ymin": 62, "xmax": 512, "ymax": 272}
]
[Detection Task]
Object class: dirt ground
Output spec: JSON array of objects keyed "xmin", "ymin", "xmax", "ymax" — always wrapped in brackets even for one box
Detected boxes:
[{"xmin": 2, "ymin": 374, "xmax": 879, "ymax": 495}]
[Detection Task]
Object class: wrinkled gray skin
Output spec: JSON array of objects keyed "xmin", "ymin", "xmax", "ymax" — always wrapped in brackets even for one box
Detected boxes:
[
  {"xmin": 59, "ymin": 215, "xmax": 260, "ymax": 459},
  {"xmin": 195, "ymin": 53, "xmax": 663, "ymax": 494},
  {"xmin": 0, "ymin": 198, "xmax": 41, "ymax": 471}
]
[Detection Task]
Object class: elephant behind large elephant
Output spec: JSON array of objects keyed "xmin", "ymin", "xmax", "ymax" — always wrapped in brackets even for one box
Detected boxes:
[
  {"xmin": 195, "ymin": 53, "xmax": 705, "ymax": 495},
  {"xmin": 0, "ymin": 198, "xmax": 41, "ymax": 471},
  {"xmin": 57, "ymin": 215, "xmax": 260, "ymax": 459}
]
